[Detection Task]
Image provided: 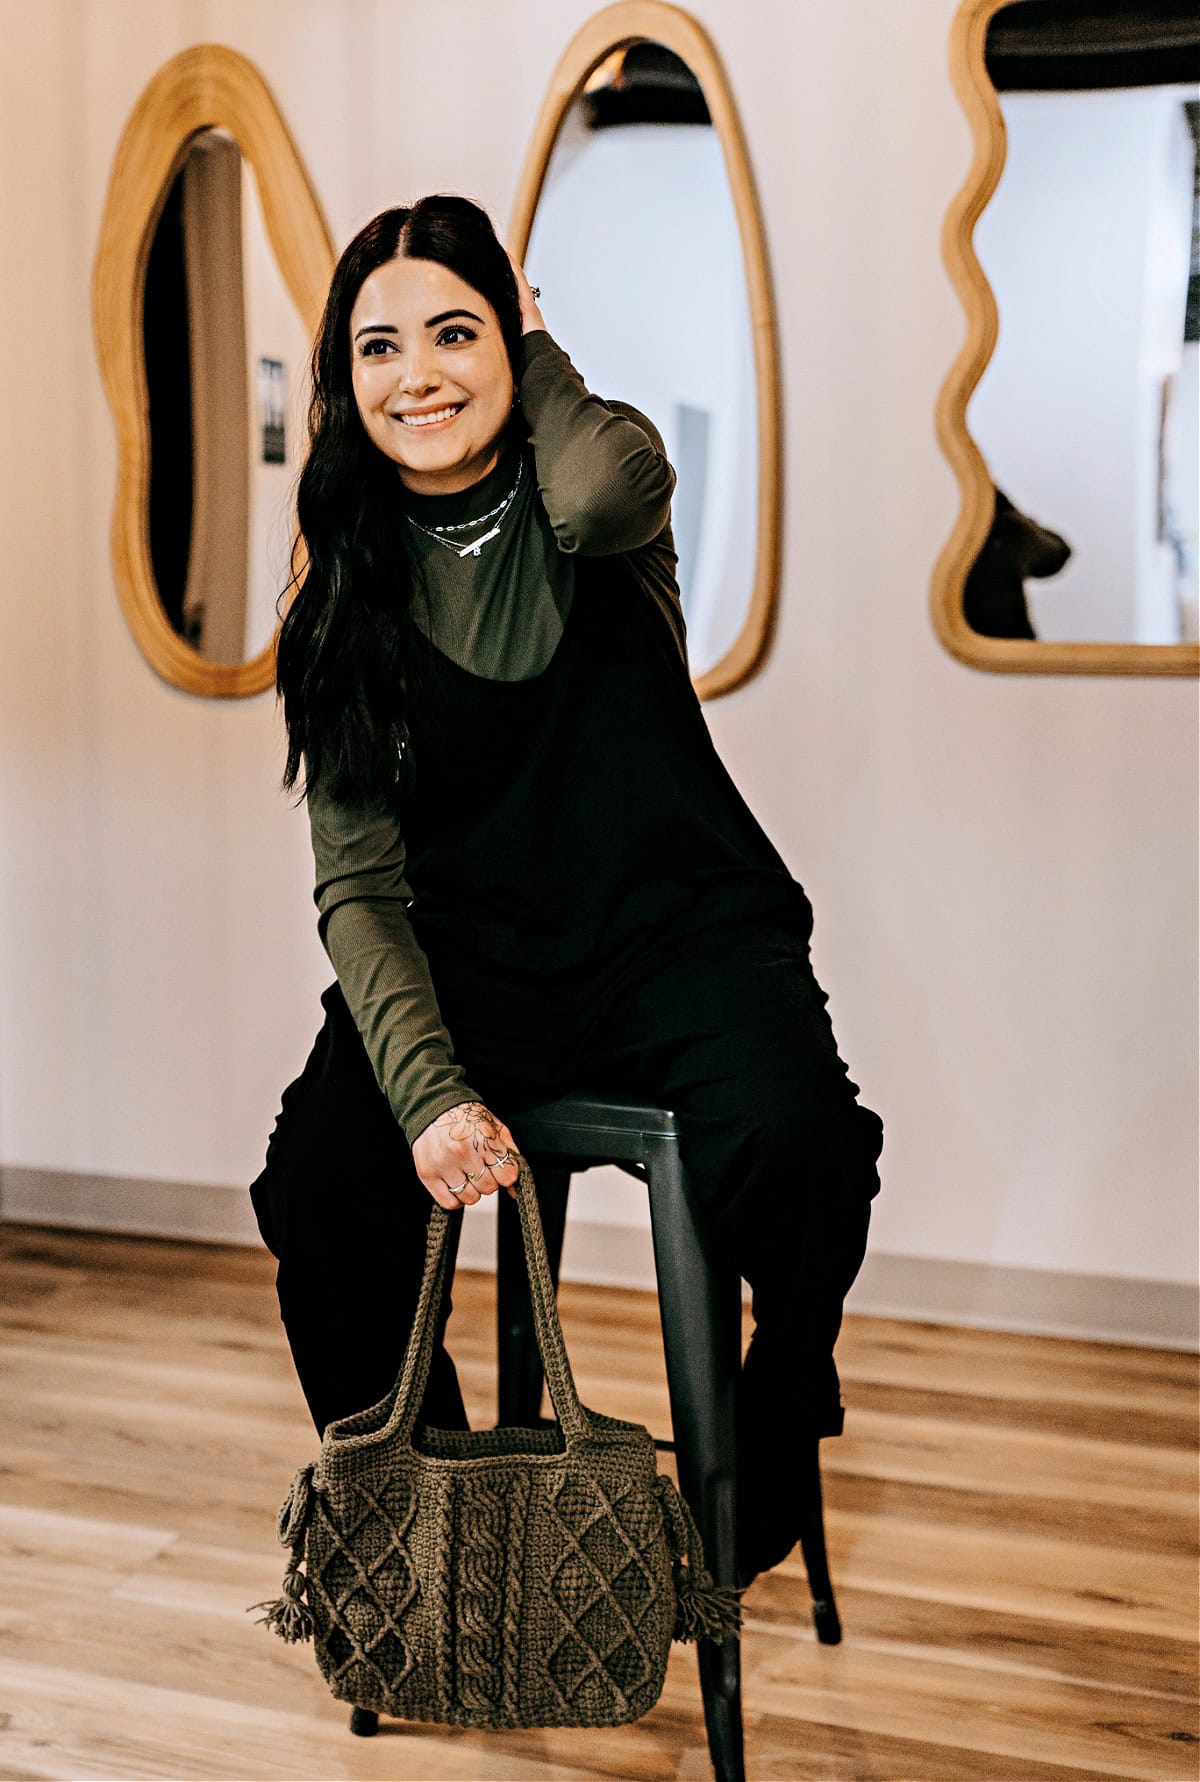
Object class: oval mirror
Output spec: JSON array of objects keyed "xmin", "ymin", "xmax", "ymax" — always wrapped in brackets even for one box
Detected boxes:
[
  {"xmin": 93, "ymin": 46, "xmax": 334, "ymax": 697},
  {"xmin": 509, "ymin": 3, "xmax": 781, "ymax": 698},
  {"xmin": 935, "ymin": 0, "xmax": 1200, "ymax": 675}
]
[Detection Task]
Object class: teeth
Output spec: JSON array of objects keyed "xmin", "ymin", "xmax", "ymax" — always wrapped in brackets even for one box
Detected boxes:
[{"xmin": 399, "ymin": 404, "xmax": 462, "ymax": 427}]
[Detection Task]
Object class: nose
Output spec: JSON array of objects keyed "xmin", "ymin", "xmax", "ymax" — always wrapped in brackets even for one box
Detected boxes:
[{"xmin": 395, "ymin": 342, "xmax": 440, "ymax": 397}]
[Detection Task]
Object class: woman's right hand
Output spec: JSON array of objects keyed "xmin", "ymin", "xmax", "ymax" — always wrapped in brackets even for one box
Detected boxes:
[
  {"xmin": 505, "ymin": 246, "xmax": 546, "ymax": 337},
  {"xmin": 412, "ymin": 1101, "xmax": 522, "ymax": 1208}
]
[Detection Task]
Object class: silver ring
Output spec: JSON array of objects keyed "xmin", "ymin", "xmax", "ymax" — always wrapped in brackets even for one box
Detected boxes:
[
  {"xmin": 466, "ymin": 1154, "xmax": 512, "ymax": 1184},
  {"xmin": 449, "ymin": 1178, "xmax": 472, "ymax": 1195}
]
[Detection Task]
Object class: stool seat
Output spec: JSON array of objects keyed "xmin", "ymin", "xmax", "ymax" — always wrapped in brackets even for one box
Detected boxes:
[{"xmin": 513, "ymin": 1089, "xmax": 679, "ymax": 1151}]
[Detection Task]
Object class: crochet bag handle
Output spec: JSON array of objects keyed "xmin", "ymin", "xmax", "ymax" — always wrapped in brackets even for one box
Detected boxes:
[{"xmin": 387, "ymin": 1154, "xmax": 592, "ymax": 1451}]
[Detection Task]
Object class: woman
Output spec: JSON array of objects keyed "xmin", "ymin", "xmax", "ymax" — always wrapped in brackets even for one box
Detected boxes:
[{"xmin": 249, "ymin": 193, "xmax": 884, "ymax": 1587}]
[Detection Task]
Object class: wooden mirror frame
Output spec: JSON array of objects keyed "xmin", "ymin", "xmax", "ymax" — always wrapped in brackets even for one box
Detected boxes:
[
  {"xmin": 932, "ymin": 0, "xmax": 1199, "ymax": 676},
  {"xmin": 92, "ymin": 44, "xmax": 335, "ymax": 698},
  {"xmin": 507, "ymin": 0, "xmax": 782, "ymax": 701}
]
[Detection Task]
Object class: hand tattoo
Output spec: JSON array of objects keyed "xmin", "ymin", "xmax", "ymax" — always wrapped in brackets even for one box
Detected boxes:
[{"xmin": 434, "ymin": 1101, "xmax": 509, "ymax": 1163}]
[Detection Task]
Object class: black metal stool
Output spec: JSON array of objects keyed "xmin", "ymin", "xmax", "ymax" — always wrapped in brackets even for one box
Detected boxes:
[
  {"xmin": 347, "ymin": 1091, "xmax": 841, "ymax": 1777},
  {"xmin": 500, "ymin": 1091, "xmax": 842, "ymax": 1782}
]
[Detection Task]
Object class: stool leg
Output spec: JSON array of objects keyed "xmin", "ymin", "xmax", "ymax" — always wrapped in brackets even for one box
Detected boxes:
[
  {"xmin": 497, "ymin": 1165, "xmax": 571, "ymax": 1426},
  {"xmin": 348, "ymin": 1707, "xmax": 378, "ymax": 1735},
  {"xmin": 644, "ymin": 1133, "xmax": 745, "ymax": 1782}
]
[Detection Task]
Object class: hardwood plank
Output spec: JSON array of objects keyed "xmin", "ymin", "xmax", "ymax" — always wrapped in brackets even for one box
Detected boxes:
[
  {"xmin": 821, "ymin": 1508, "xmax": 1196, "ymax": 1639},
  {"xmin": 824, "ymin": 1469, "xmax": 1197, "ymax": 1558},
  {"xmin": 835, "ymin": 1317, "xmax": 1200, "ymax": 1390},
  {"xmin": 844, "ymin": 1378, "xmax": 1195, "ymax": 1449},
  {"xmin": 746, "ymin": 1580, "xmax": 1198, "ymax": 1700},
  {"xmin": 829, "ymin": 1410, "xmax": 1195, "ymax": 1511}
]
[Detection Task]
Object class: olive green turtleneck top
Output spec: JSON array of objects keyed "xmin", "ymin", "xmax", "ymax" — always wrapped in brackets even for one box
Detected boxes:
[{"xmin": 304, "ymin": 326, "xmax": 686, "ymax": 1146}]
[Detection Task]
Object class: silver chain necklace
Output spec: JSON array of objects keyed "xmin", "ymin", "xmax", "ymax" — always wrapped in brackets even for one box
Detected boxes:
[{"xmin": 403, "ymin": 458, "xmax": 524, "ymax": 558}]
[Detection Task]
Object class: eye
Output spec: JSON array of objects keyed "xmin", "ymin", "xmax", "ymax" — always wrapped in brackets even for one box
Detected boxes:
[
  {"xmin": 438, "ymin": 325, "xmax": 476, "ymax": 345},
  {"xmin": 360, "ymin": 338, "xmax": 393, "ymax": 357}
]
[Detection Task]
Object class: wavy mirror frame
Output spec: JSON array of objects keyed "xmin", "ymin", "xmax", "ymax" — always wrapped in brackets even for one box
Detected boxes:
[
  {"xmin": 933, "ymin": 0, "xmax": 1199, "ymax": 677},
  {"xmin": 92, "ymin": 44, "xmax": 335, "ymax": 698},
  {"xmin": 508, "ymin": 0, "xmax": 782, "ymax": 701}
]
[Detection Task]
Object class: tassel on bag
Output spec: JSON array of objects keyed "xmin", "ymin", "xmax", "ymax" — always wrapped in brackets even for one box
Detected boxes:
[
  {"xmin": 247, "ymin": 1460, "xmax": 316, "ymax": 1644},
  {"xmin": 654, "ymin": 1474, "xmax": 746, "ymax": 1644}
]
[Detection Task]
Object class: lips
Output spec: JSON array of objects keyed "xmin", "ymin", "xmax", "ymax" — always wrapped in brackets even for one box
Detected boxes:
[{"xmin": 393, "ymin": 402, "xmax": 465, "ymax": 428}]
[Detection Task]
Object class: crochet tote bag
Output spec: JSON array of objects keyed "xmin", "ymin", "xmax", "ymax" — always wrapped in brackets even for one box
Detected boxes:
[{"xmin": 248, "ymin": 1157, "xmax": 743, "ymax": 1730}]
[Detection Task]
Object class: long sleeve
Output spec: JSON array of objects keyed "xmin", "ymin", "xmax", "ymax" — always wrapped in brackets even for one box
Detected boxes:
[
  {"xmin": 517, "ymin": 328, "xmax": 677, "ymax": 555},
  {"xmin": 305, "ymin": 772, "xmax": 483, "ymax": 1146}
]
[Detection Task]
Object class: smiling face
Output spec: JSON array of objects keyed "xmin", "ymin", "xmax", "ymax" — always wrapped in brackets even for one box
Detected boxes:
[{"xmin": 348, "ymin": 255, "xmax": 515, "ymax": 495}]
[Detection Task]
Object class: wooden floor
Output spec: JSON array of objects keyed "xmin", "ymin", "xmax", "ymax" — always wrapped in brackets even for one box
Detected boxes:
[{"xmin": 0, "ymin": 1220, "xmax": 1196, "ymax": 1782}]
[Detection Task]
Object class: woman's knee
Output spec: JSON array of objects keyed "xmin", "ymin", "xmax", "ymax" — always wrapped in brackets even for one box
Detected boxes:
[
  {"xmin": 683, "ymin": 1076, "xmax": 880, "ymax": 1280},
  {"xmin": 708, "ymin": 1067, "xmax": 880, "ymax": 1189},
  {"xmin": 736, "ymin": 944, "xmax": 885, "ymax": 1199}
]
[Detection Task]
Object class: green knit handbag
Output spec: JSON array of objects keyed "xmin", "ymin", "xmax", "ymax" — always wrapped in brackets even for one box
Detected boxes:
[{"xmin": 247, "ymin": 1157, "xmax": 744, "ymax": 1729}]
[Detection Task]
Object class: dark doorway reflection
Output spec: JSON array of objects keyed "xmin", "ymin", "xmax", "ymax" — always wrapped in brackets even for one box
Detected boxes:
[{"xmin": 143, "ymin": 168, "xmax": 194, "ymax": 640}]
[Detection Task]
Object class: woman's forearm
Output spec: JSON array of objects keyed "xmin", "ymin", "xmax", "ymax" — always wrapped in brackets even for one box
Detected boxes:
[
  {"xmin": 307, "ymin": 780, "xmax": 481, "ymax": 1147},
  {"xmin": 319, "ymin": 896, "xmax": 481, "ymax": 1146}
]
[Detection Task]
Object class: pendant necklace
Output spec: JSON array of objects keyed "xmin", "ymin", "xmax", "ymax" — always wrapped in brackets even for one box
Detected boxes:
[{"xmin": 404, "ymin": 458, "xmax": 524, "ymax": 558}]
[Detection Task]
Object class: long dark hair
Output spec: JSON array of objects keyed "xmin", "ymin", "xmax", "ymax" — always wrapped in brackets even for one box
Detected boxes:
[{"xmin": 274, "ymin": 195, "xmax": 527, "ymax": 811}]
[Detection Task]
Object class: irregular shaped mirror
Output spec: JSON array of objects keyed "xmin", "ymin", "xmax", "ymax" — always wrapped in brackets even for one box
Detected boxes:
[
  {"xmin": 510, "ymin": 8, "xmax": 780, "ymax": 698},
  {"xmin": 936, "ymin": 1, "xmax": 1200, "ymax": 674},
  {"xmin": 94, "ymin": 46, "xmax": 334, "ymax": 697}
]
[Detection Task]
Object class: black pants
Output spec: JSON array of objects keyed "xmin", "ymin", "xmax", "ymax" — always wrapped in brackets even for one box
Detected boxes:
[{"xmin": 248, "ymin": 913, "xmax": 884, "ymax": 1576}]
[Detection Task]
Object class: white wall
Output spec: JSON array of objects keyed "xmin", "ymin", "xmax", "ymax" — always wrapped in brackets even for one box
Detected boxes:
[{"xmin": 0, "ymin": 0, "xmax": 1196, "ymax": 1309}]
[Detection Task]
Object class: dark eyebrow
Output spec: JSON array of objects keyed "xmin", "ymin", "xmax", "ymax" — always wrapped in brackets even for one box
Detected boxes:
[{"xmin": 353, "ymin": 309, "xmax": 484, "ymax": 341}]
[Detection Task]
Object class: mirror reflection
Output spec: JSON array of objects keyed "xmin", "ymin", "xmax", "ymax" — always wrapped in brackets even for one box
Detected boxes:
[
  {"xmin": 141, "ymin": 127, "xmax": 309, "ymax": 666},
  {"xmin": 965, "ymin": 8, "xmax": 1199, "ymax": 645},
  {"xmin": 526, "ymin": 43, "xmax": 757, "ymax": 682}
]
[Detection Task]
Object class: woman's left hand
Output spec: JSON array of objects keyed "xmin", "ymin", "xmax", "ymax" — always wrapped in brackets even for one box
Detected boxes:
[{"xmin": 506, "ymin": 247, "xmax": 546, "ymax": 336}]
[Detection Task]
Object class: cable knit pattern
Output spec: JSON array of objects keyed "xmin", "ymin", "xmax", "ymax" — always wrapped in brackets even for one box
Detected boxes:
[
  {"xmin": 247, "ymin": 1160, "xmax": 743, "ymax": 1728},
  {"xmin": 452, "ymin": 1470, "xmax": 531, "ymax": 1716},
  {"xmin": 541, "ymin": 1465, "xmax": 661, "ymax": 1714},
  {"xmin": 301, "ymin": 1470, "xmax": 421, "ymax": 1700}
]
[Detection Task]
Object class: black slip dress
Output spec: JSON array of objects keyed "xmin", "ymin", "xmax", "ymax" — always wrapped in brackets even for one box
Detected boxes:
[{"xmin": 398, "ymin": 548, "xmax": 815, "ymax": 1052}]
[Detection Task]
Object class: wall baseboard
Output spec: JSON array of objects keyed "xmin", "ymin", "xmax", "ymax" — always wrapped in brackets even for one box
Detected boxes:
[{"xmin": 3, "ymin": 1165, "xmax": 1195, "ymax": 1352}]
